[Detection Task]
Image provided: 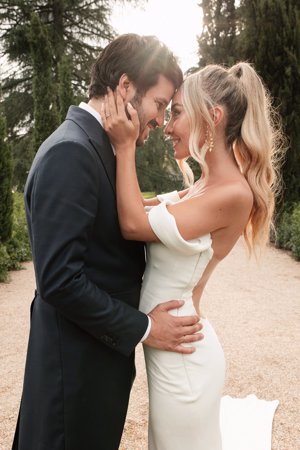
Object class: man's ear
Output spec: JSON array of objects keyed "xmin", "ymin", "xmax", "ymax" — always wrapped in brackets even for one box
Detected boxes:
[{"xmin": 117, "ymin": 74, "xmax": 136, "ymax": 101}]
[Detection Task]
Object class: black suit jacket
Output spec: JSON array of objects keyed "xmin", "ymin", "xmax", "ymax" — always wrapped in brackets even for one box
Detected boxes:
[{"xmin": 13, "ymin": 106, "xmax": 148, "ymax": 450}]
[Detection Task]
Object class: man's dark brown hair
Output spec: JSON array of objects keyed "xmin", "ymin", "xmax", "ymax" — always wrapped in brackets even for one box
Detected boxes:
[{"xmin": 89, "ymin": 34, "xmax": 183, "ymax": 98}]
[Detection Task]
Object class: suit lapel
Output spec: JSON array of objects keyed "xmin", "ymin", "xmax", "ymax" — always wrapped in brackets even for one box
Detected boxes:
[{"xmin": 66, "ymin": 106, "xmax": 116, "ymax": 194}]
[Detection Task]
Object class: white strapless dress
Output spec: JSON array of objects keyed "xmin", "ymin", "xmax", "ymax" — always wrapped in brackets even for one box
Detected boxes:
[{"xmin": 139, "ymin": 193, "xmax": 279, "ymax": 450}]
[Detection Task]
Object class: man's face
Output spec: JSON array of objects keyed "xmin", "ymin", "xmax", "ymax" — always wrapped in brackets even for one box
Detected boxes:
[{"xmin": 129, "ymin": 75, "xmax": 175, "ymax": 146}]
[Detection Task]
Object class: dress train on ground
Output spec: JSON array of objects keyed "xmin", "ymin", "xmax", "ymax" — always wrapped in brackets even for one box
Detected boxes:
[{"xmin": 220, "ymin": 394, "xmax": 279, "ymax": 450}]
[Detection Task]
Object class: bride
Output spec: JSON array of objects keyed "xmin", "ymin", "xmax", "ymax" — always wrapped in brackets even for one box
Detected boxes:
[{"xmin": 101, "ymin": 62, "xmax": 282, "ymax": 449}]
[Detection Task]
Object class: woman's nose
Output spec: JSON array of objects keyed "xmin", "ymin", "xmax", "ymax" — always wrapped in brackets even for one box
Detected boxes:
[{"xmin": 164, "ymin": 119, "xmax": 172, "ymax": 135}]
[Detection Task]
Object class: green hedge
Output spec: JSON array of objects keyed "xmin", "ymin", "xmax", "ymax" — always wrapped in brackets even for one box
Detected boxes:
[
  {"xmin": 142, "ymin": 192, "xmax": 156, "ymax": 199},
  {"xmin": 275, "ymin": 203, "xmax": 300, "ymax": 261},
  {"xmin": 0, "ymin": 192, "xmax": 31, "ymax": 282}
]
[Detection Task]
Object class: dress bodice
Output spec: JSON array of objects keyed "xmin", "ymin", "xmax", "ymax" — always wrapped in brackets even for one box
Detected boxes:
[{"xmin": 139, "ymin": 198, "xmax": 213, "ymax": 314}]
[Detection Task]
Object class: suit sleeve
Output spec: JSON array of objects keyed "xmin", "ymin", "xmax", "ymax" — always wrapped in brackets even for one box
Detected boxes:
[{"xmin": 29, "ymin": 141, "xmax": 148, "ymax": 356}]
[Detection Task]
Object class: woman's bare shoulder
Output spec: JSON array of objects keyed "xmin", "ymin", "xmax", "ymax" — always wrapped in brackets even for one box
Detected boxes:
[
  {"xmin": 191, "ymin": 178, "xmax": 253, "ymax": 210},
  {"xmin": 218, "ymin": 179, "xmax": 253, "ymax": 207}
]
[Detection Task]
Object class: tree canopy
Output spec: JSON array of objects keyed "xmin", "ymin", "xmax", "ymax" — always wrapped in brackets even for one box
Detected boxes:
[{"xmin": 0, "ymin": 103, "xmax": 13, "ymax": 243}]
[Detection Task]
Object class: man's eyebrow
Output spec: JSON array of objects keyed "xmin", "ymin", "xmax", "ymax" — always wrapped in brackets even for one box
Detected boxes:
[{"xmin": 155, "ymin": 97, "xmax": 169, "ymax": 107}]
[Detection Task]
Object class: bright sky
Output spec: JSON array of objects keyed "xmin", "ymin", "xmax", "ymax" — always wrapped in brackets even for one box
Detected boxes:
[{"xmin": 110, "ymin": 0, "xmax": 203, "ymax": 72}]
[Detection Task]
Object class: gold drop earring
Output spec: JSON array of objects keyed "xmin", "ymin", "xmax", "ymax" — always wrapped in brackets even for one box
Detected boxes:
[
  {"xmin": 205, "ymin": 127, "xmax": 214, "ymax": 152},
  {"xmin": 208, "ymin": 131, "xmax": 214, "ymax": 152}
]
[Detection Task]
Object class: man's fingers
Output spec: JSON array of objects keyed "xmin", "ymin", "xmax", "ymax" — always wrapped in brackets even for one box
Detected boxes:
[
  {"xmin": 181, "ymin": 322, "xmax": 203, "ymax": 336},
  {"xmin": 100, "ymin": 102, "xmax": 106, "ymax": 126},
  {"xmin": 107, "ymin": 87, "xmax": 117, "ymax": 114},
  {"xmin": 115, "ymin": 87, "xmax": 127, "ymax": 118},
  {"xmin": 146, "ymin": 300, "xmax": 206, "ymax": 354},
  {"xmin": 127, "ymin": 102, "xmax": 139, "ymax": 128},
  {"xmin": 158, "ymin": 299, "xmax": 184, "ymax": 311},
  {"xmin": 158, "ymin": 300, "xmax": 200, "ymax": 327},
  {"xmin": 172, "ymin": 332, "xmax": 203, "ymax": 354},
  {"xmin": 175, "ymin": 314, "xmax": 201, "ymax": 326},
  {"xmin": 103, "ymin": 93, "xmax": 112, "ymax": 122},
  {"xmin": 173, "ymin": 345, "xmax": 196, "ymax": 354},
  {"xmin": 182, "ymin": 332, "xmax": 204, "ymax": 343}
]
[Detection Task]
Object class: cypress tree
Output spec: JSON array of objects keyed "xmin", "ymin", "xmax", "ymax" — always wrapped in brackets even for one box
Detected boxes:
[
  {"xmin": 58, "ymin": 55, "xmax": 74, "ymax": 121},
  {"xmin": 239, "ymin": 0, "xmax": 300, "ymax": 204},
  {"xmin": 198, "ymin": 0, "xmax": 237, "ymax": 67},
  {"xmin": 136, "ymin": 127, "xmax": 182, "ymax": 194},
  {"xmin": 0, "ymin": 107, "xmax": 13, "ymax": 243},
  {"xmin": 29, "ymin": 13, "xmax": 59, "ymax": 150}
]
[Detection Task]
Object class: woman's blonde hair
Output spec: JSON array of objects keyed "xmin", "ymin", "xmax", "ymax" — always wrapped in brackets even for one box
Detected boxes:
[{"xmin": 180, "ymin": 62, "xmax": 284, "ymax": 254}]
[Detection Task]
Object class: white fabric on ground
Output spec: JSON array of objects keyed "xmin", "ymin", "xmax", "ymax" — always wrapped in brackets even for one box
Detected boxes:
[{"xmin": 220, "ymin": 394, "xmax": 279, "ymax": 450}]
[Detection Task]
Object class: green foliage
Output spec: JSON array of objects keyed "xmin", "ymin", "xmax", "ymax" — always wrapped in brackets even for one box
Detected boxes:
[
  {"xmin": 290, "ymin": 204, "xmax": 300, "ymax": 260},
  {"xmin": 198, "ymin": 0, "xmax": 237, "ymax": 67},
  {"xmin": 2, "ymin": 89, "xmax": 33, "ymax": 139},
  {"xmin": 11, "ymin": 132, "xmax": 35, "ymax": 190},
  {"xmin": 238, "ymin": 0, "xmax": 300, "ymax": 205},
  {"xmin": 29, "ymin": 13, "xmax": 59, "ymax": 149},
  {"xmin": 1, "ymin": 1, "xmax": 115, "ymax": 105},
  {"xmin": 7, "ymin": 192, "xmax": 31, "ymax": 267},
  {"xmin": 0, "ymin": 244, "xmax": 10, "ymax": 282},
  {"xmin": 142, "ymin": 192, "xmax": 156, "ymax": 199},
  {"xmin": 58, "ymin": 55, "xmax": 74, "ymax": 121},
  {"xmin": 0, "ymin": 110, "xmax": 13, "ymax": 243},
  {"xmin": 275, "ymin": 203, "xmax": 300, "ymax": 260},
  {"xmin": 136, "ymin": 127, "xmax": 183, "ymax": 194},
  {"xmin": 275, "ymin": 207, "xmax": 293, "ymax": 250},
  {"xmin": 0, "ymin": 192, "xmax": 31, "ymax": 282}
]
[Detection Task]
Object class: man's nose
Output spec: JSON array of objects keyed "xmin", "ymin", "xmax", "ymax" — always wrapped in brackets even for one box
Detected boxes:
[{"xmin": 156, "ymin": 111, "xmax": 165, "ymax": 128}]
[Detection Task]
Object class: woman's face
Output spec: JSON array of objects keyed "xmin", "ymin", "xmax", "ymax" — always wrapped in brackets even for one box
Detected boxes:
[{"xmin": 165, "ymin": 89, "xmax": 190, "ymax": 159}]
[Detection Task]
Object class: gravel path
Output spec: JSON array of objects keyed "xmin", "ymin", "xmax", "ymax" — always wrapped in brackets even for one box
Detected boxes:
[{"xmin": 0, "ymin": 240, "xmax": 299, "ymax": 450}]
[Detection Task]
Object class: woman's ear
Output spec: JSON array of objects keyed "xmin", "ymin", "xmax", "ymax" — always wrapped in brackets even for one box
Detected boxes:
[
  {"xmin": 117, "ymin": 74, "xmax": 135, "ymax": 101},
  {"xmin": 211, "ymin": 106, "xmax": 224, "ymax": 126}
]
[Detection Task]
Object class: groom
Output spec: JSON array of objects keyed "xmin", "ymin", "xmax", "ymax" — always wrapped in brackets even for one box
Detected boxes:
[{"xmin": 12, "ymin": 34, "xmax": 203, "ymax": 450}]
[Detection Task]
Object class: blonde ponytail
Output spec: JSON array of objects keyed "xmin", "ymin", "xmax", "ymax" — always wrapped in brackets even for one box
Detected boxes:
[
  {"xmin": 229, "ymin": 63, "xmax": 284, "ymax": 253},
  {"xmin": 179, "ymin": 62, "xmax": 284, "ymax": 254}
]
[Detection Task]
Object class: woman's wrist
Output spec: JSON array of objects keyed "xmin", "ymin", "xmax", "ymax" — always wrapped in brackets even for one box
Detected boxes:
[{"xmin": 115, "ymin": 144, "xmax": 136, "ymax": 156}]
